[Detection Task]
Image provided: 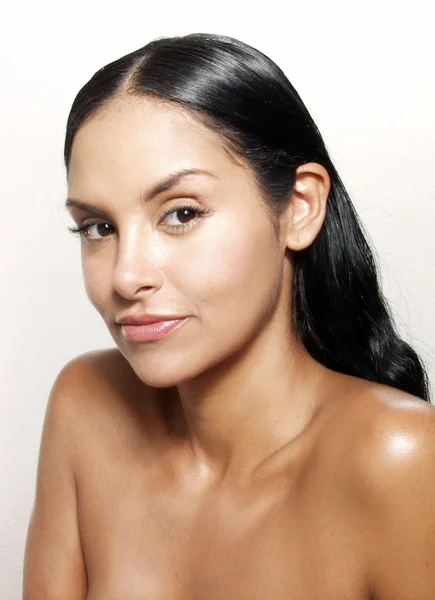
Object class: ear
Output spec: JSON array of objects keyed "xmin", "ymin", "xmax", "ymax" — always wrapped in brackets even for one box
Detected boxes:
[{"xmin": 281, "ymin": 163, "xmax": 330, "ymax": 251}]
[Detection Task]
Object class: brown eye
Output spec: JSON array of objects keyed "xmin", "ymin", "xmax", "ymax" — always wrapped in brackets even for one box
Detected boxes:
[
  {"xmin": 176, "ymin": 208, "xmax": 197, "ymax": 224},
  {"xmin": 162, "ymin": 206, "xmax": 200, "ymax": 227},
  {"xmin": 84, "ymin": 222, "xmax": 114, "ymax": 240}
]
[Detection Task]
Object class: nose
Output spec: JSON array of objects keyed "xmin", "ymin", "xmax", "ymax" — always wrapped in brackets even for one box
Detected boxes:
[{"xmin": 112, "ymin": 228, "xmax": 164, "ymax": 299}]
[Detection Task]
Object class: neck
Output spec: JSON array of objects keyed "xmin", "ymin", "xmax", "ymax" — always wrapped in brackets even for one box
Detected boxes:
[{"xmin": 168, "ymin": 314, "xmax": 328, "ymax": 482}]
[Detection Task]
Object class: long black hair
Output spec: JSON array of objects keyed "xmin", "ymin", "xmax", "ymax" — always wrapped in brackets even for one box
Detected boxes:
[{"xmin": 64, "ymin": 33, "xmax": 431, "ymax": 402}]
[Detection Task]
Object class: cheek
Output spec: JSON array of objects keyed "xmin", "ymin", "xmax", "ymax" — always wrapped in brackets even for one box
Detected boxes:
[
  {"xmin": 131, "ymin": 217, "xmax": 284, "ymax": 385},
  {"xmin": 172, "ymin": 216, "xmax": 282, "ymax": 322},
  {"xmin": 81, "ymin": 253, "xmax": 112, "ymax": 314}
]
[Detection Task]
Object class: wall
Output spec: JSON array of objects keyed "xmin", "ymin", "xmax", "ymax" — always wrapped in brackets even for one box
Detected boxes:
[{"xmin": 1, "ymin": 1, "xmax": 434, "ymax": 597}]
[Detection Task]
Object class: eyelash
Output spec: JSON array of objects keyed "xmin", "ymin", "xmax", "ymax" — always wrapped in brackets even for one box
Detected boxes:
[{"xmin": 67, "ymin": 203, "xmax": 207, "ymax": 240}]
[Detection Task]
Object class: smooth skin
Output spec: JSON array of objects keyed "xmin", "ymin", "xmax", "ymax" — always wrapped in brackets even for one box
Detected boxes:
[{"xmin": 23, "ymin": 96, "xmax": 435, "ymax": 599}]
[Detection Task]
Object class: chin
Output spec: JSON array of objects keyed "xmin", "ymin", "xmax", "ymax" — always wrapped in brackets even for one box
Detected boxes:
[
  {"xmin": 109, "ymin": 322, "xmax": 241, "ymax": 389},
  {"xmin": 119, "ymin": 348, "xmax": 205, "ymax": 388}
]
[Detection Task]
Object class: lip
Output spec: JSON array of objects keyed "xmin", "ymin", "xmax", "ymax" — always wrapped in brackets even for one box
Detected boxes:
[
  {"xmin": 120, "ymin": 317, "xmax": 188, "ymax": 342},
  {"xmin": 117, "ymin": 314, "xmax": 186, "ymax": 326}
]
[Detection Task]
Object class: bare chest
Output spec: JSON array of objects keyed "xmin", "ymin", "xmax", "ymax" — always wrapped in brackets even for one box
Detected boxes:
[{"xmin": 77, "ymin": 452, "xmax": 369, "ymax": 600}]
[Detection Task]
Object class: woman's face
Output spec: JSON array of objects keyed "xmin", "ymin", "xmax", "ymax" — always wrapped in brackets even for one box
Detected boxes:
[{"xmin": 67, "ymin": 96, "xmax": 292, "ymax": 387}]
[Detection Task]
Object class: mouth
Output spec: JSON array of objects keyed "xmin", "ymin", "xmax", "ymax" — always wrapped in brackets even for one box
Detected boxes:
[{"xmin": 120, "ymin": 317, "xmax": 188, "ymax": 342}]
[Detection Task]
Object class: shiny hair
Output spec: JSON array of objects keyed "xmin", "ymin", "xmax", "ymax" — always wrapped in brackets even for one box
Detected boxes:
[{"xmin": 64, "ymin": 33, "xmax": 430, "ymax": 401}]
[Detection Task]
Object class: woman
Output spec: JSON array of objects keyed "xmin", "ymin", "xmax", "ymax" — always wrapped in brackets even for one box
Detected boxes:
[{"xmin": 23, "ymin": 33, "xmax": 435, "ymax": 599}]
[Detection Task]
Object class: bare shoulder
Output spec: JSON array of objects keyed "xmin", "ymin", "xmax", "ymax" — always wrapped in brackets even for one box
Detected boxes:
[
  {"xmin": 52, "ymin": 347, "xmax": 153, "ymax": 410},
  {"xmin": 23, "ymin": 348, "xmax": 130, "ymax": 599},
  {"xmin": 49, "ymin": 348, "xmax": 160, "ymax": 454},
  {"xmin": 336, "ymin": 379, "xmax": 435, "ymax": 483},
  {"xmin": 53, "ymin": 347, "xmax": 140, "ymax": 393},
  {"xmin": 321, "ymin": 375, "xmax": 435, "ymax": 493},
  {"xmin": 24, "ymin": 348, "xmax": 154, "ymax": 599},
  {"xmin": 322, "ymin": 376, "xmax": 435, "ymax": 598}
]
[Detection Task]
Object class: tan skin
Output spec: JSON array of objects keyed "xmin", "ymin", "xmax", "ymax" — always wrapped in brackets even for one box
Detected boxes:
[{"xmin": 23, "ymin": 95, "xmax": 435, "ymax": 599}]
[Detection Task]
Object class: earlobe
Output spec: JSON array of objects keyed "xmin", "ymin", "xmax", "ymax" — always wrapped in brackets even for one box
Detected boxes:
[{"xmin": 285, "ymin": 162, "xmax": 330, "ymax": 251}]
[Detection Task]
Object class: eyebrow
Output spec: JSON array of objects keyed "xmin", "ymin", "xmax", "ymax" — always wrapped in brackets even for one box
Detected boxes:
[{"xmin": 64, "ymin": 168, "xmax": 216, "ymax": 215}]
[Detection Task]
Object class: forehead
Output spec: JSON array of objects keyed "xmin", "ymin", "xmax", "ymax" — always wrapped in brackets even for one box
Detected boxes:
[{"xmin": 67, "ymin": 96, "xmax": 244, "ymax": 191}]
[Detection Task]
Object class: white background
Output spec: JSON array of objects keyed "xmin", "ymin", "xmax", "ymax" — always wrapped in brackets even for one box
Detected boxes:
[{"xmin": 1, "ymin": 1, "xmax": 434, "ymax": 597}]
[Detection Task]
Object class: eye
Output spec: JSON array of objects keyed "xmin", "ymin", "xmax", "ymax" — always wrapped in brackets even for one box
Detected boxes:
[
  {"xmin": 160, "ymin": 204, "xmax": 205, "ymax": 229},
  {"xmin": 68, "ymin": 221, "xmax": 115, "ymax": 240},
  {"xmin": 67, "ymin": 203, "xmax": 209, "ymax": 241}
]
